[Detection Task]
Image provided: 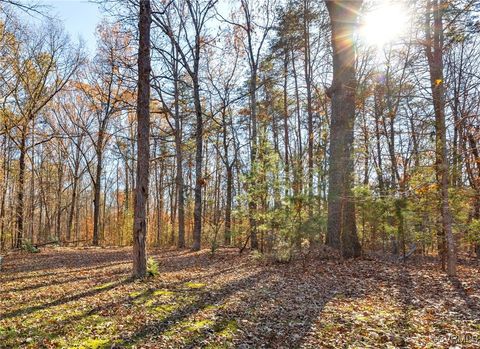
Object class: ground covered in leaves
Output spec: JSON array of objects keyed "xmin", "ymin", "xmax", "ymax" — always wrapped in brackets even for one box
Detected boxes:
[{"xmin": 1, "ymin": 247, "xmax": 479, "ymax": 348}]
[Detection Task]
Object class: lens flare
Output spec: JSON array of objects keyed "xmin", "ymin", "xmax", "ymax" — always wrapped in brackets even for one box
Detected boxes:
[{"xmin": 360, "ymin": 2, "xmax": 409, "ymax": 47}]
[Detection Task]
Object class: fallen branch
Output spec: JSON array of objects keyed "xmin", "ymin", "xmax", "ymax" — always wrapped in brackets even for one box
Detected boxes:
[
  {"xmin": 34, "ymin": 240, "xmax": 59, "ymax": 248},
  {"xmin": 239, "ymin": 233, "xmax": 251, "ymax": 254}
]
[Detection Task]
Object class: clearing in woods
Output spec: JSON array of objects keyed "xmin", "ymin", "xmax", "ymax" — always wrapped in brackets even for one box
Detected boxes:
[{"xmin": 0, "ymin": 248, "xmax": 479, "ymax": 348}]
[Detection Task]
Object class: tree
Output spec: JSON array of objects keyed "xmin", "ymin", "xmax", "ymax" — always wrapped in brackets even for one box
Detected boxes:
[
  {"xmin": 6, "ymin": 22, "xmax": 82, "ymax": 248},
  {"xmin": 325, "ymin": 0, "xmax": 362, "ymax": 258},
  {"xmin": 425, "ymin": 0, "xmax": 456, "ymax": 275},
  {"xmin": 133, "ymin": 0, "xmax": 151, "ymax": 278},
  {"xmin": 150, "ymin": 17, "xmax": 187, "ymax": 248},
  {"xmin": 79, "ymin": 23, "xmax": 133, "ymax": 246},
  {"xmin": 152, "ymin": 0, "xmax": 217, "ymax": 251},
  {"xmin": 220, "ymin": 0, "xmax": 275, "ymax": 250}
]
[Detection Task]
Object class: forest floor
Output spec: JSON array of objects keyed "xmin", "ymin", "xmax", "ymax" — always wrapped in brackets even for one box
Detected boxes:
[{"xmin": 0, "ymin": 247, "xmax": 479, "ymax": 349}]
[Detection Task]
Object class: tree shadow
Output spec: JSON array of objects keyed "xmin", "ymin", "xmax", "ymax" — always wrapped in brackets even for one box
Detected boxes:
[
  {"xmin": 120, "ymin": 269, "xmax": 269, "ymax": 346},
  {"xmin": 448, "ymin": 276, "xmax": 480, "ymax": 319},
  {"xmin": 2, "ymin": 248, "xmax": 132, "ymax": 273},
  {"xmin": 2, "ymin": 260, "xmax": 254, "ymax": 347},
  {"xmin": 1, "ymin": 277, "xmax": 132, "ymax": 320},
  {"xmin": 394, "ymin": 266, "xmax": 415, "ymax": 347},
  {"xmin": 121, "ymin": 260, "xmax": 373, "ymax": 348},
  {"xmin": 0, "ymin": 260, "xmax": 130, "ymax": 283},
  {"xmin": 6, "ymin": 248, "xmax": 478, "ymax": 348},
  {"xmin": 2, "ymin": 267, "xmax": 129, "ymax": 293}
]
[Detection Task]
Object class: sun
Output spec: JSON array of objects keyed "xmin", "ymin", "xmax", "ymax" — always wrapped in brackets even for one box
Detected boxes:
[{"xmin": 359, "ymin": 2, "xmax": 409, "ymax": 47}]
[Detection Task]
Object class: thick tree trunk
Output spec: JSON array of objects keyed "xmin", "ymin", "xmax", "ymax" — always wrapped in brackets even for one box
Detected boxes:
[
  {"xmin": 325, "ymin": 0, "xmax": 362, "ymax": 258},
  {"xmin": 425, "ymin": 0, "xmax": 456, "ymax": 276},
  {"xmin": 132, "ymin": 0, "xmax": 151, "ymax": 278},
  {"xmin": 192, "ymin": 73, "xmax": 203, "ymax": 251}
]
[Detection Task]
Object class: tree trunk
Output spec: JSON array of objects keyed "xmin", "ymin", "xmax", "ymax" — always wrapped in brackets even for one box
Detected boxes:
[
  {"xmin": 55, "ymin": 152, "xmax": 64, "ymax": 243},
  {"xmin": 174, "ymin": 59, "xmax": 186, "ymax": 248},
  {"xmin": 283, "ymin": 50, "xmax": 290, "ymax": 195},
  {"xmin": 221, "ymin": 110, "xmax": 233, "ymax": 246},
  {"xmin": 248, "ymin": 66, "xmax": 259, "ymax": 250},
  {"xmin": 132, "ymin": 0, "xmax": 151, "ymax": 278},
  {"xmin": 15, "ymin": 127, "xmax": 27, "ymax": 249},
  {"xmin": 92, "ymin": 141, "xmax": 103, "ymax": 246},
  {"xmin": 303, "ymin": 0, "xmax": 314, "ymax": 217},
  {"xmin": 0, "ymin": 135, "xmax": 10, "ymax": 250},
  {"xmin": 325, "ymin": 0, "xmax": 362, "ymax": 258},
  {"xmin": 192, "ymin": 72, "xmax": 203, "ymax": 251},
  {"xmin": 425, "ymin": 0, "xmax": 456, "ymax": 276},
  {"xmin": 225, "ymin": 165, "xmax": 233, "ymax": 245},
  {"xmin": 67, "ymin": 141, "xmax": 81, "ymax": 242}
]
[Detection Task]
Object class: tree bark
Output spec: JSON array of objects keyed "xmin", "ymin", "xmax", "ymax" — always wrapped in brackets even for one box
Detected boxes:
[
  {"xmin": 425, "ymin": 0, "xmax": 456, "ymax": 276},
  {"xmin": 174, "ymin": 57, "xmax": 186, "ymax": 249},
  {"xmin": 132, "ymin": 0, "xmax": 151, "ymax": 278},
  {"xmin": 325, "ymin": 0, "xmax": 362, "ymax": 258},
  {"xmin": 248, "ymin": 67, "xmax": 259, "ymax": 250},
  {"xmin": 192, "ymin": 71, "xmax": 203, "ymax": 251},
  {"xmin": 92, "ymin": 137, "xmax": 103, "ymax": 246},
  {"xmin": 303, "ymin": 0, "xmax": 314, "ymax": 217},
  {"xmin": 55, "ymin": 151, "xmax": 64, "ymax": 243},
  {"xmin": 67, "ymin": 139, "xmax": 82, "ymax": 242},
  {"xmin": 283, "ymin": 50, "xmax": 290, "ymax": 195},
  {"xmin": 15, "ymin": 127, "xmax": 27, "ymax": 249}
]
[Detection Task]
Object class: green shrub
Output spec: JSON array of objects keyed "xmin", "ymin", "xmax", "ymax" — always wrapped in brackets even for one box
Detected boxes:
[
  {"xmin": 147, "ymin": 257, "xmax": 159, "ymax": 277},
  {"xmin": 22, "ymin": 240, "xmax": 40, "ymax": 253},
  {"xmin": 250, "ymin": 250, "xmax": 265, "ymax": 262},
  {"xmin": 273, "ymin": 239, "xmax": 293, "ymax": 263}
]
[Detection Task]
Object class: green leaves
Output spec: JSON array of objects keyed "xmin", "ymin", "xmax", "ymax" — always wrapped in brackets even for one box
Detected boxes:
[{"xmin": 147, "ymin": 257, "xmax": 160, "ymax": 277}]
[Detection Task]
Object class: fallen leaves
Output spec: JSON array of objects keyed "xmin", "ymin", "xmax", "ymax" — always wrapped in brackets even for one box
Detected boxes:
[{"xmin": 0, "ymin": 248, "xmax": 479, "ymax": 348}]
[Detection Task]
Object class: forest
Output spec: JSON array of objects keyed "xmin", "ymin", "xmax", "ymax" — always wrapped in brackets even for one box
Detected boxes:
[{"xmin": 0, "ymin": 0, "xmax": 479, "ymax": 348}]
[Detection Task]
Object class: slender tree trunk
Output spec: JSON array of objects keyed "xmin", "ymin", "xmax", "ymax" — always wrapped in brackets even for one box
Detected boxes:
[
  {"xmin": 325, "ymin": 0, "xmax": 362, "ymax": 258},
  {"xmin": 0, "ymin": 135, "xmax": 10, "ymax": 250},
  {"xmin": 291, "ymin": 52, "xmax": 302, "ymax": 160},
  {"xmin": 283, "ymin": 51, "xmax": 290, "ymax": 195},
  {"xmin": 248, "ymin": 66, "xmax": 259, "ymax": 250},
  {"xmin": 28, "ymin": 122, "xmax": 35, "ymax": 243},
  {"xmin": 67, "ymin": 141, "xmax": 81, "ymax": 242},
  {"xmin": 55, "ymin": 152, "xmax": 64, "ymax": 243},
  {"xmin": 225, "ymin": 164, "xmax": 233, "ymax": 245},
  {"xmin": 92, "ymin": 140, "xmax": 103, "ymax": 246},
  {"xmin": 374, "ymin": 85, "xmax": 385, "ymax": 193},
  {"xmin": 221, "ymin": 112, "xmax": 233, "ymax": 245},
  {"xmin": 466, "ymin": 132, "xmax": 480, "ymax": 257},
  {"xmin": 303, "ymin": 0, "xmax": 314, "ymax": 217},
  {"xmin": 132, "ymin": 0, "xmax": 151, "ymax": 278},
  {"xmin": 15, "ymin": 127, "xmax": 27, "ymax": 249},
  {"xmin": 102, "ymin": 179, "xmax": 108, "ymax": 243},
  {"xmin": 158, "ymin": 157, "xmax": 165, "ymax": 245}
]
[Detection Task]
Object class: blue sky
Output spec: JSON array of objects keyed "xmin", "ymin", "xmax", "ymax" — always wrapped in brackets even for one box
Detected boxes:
[{"xmin": 43, "ymin": 0, "xmax": 103, "ymax": 54}]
